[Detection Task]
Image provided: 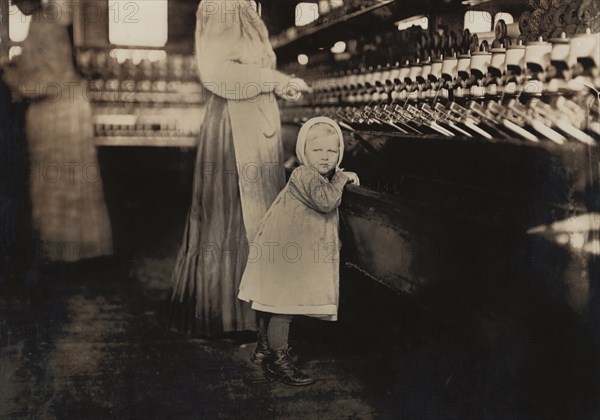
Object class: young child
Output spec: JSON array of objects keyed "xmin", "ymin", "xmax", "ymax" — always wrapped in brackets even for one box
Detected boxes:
[{"xmin": 238, "ymin": 116, "xmax": 359, "ymax": 386}]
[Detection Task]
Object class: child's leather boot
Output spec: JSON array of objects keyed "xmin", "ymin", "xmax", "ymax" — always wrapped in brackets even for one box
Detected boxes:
[
  {"xmin": 266, "ymin": 347, "xmax": 314, "ymax": 386},
  {"xmin": 250, "ymin": 332, "xmax": 271, "ymax": 365}
]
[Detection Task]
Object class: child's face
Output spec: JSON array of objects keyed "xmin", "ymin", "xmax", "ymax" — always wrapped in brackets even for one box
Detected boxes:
[{"xmin": 305, "ymin": 134, "xmax": 340, "ymax": 175}]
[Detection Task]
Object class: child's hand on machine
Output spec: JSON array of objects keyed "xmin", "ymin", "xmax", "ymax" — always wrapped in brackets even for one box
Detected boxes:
[{"xmin": 342, "ymin": 171, "xmax": 360, "ymax": 186}]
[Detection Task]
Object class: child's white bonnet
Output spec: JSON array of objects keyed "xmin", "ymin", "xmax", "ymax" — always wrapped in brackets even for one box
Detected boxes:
[{"xmin": 295, "ymin": 117, "xmax": 344, "ymax": 167}]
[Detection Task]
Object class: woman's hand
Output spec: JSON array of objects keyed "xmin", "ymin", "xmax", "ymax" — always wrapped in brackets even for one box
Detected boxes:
[
  {"xmin": 342, "ymin": 171, "xmax": 360, "ymax": 186},
  {"xmin": 275, "ymin": 77, "xmax": 311, "ymax": 101}
]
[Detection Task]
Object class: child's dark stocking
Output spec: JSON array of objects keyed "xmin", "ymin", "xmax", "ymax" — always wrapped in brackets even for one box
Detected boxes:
[
  {"xmin": 267, "ymin": 314, "xmax": 292, "ymax": 349},
  {"xmin": 257, "ymin": 311, "xmax": 270, "ymax": 335}
]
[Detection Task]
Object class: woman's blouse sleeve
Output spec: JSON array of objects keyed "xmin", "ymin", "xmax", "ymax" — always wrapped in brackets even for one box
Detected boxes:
[
  {"xmin": 194, "ymin": 1, "xmax": 289, "ymax": 100},
  {"xmin": 289, "ymin": 166, "xmax": 349, "ymax": 213}
]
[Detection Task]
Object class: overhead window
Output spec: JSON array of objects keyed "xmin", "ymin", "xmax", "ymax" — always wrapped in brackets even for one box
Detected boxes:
[
  {"xmin": 108, "ymin": 1, "xmax": 168, "ymax": 47},
  {"xmin": 8, "ymin": 0, "xmax": 32, "ymax": 42},
  {"xmin": 295, "ymin": 2, "xmax": 319, "ymax": 26},
  {"xmin": 464, "ymin": 11, "xmax": 492, "ymax": 33}
]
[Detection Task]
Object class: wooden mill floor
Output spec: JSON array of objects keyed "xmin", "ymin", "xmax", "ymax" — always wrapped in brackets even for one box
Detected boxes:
[
  {"xmin": 0, "ymin": 257, "xmax": 456, "ymax": 419},
  {"xmin": 2, "ymin": 254, "xmax": 598, "ymax": 419}
]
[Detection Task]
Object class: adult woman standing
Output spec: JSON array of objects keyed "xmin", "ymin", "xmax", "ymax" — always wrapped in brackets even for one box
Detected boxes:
[
  {"xmin": 5, "ymin": 0, "xmax": 113, "ymax": 262},
  {"xmin": 169, "ymin": 0, "xmax": 309, "ymax": 336}
]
